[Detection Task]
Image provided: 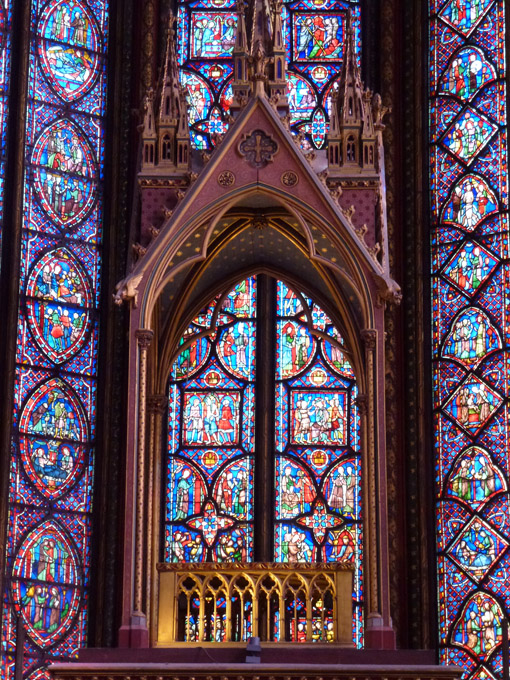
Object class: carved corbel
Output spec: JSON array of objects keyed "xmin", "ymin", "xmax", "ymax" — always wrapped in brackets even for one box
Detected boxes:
[
  {"xmin": 113, "ymin": 272, "xmax": 144, "ymax": 308},
  {"xmin": 377, "ymin": 279, "xmax": 402, "ymax": 307}
]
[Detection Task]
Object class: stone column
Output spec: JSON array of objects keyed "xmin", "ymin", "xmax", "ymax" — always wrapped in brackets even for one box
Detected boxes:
[
  {"xmin": 360, "ymin": 328, "xmax": 395, "ymax": 649},
  {"xmin": 146, "ymin": 393, "xmax": 167, "ymax": 641},
  {"xmin": 131, "ymin": 328, "xmax": 154, "ymax": 646}
]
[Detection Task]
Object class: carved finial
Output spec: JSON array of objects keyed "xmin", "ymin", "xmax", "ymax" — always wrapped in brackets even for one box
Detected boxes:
[
  {"xmin": 343, "ymin": 204, "xmax": 356, "ymax": 220},
  {"xmin": 132, "ymin": 243, "xmax": 146, "ymax": 259},
  {"xmin": 368, "ymin": 242, "xmax": 381, "ymax": 259},
  {"xmin": 317, "ymin": 169, "xmax": 328, "ymax": 185},
  {"xmin": 372, "ymin": 92, "xmax": 391, "ymax": 128},
  {"xmin": 354, "ymin": 223, "xmax": 368, "ymax": 241},
  {"xmin": 330, "ymin": 185, "xmax": 343, "ymax": 200}
]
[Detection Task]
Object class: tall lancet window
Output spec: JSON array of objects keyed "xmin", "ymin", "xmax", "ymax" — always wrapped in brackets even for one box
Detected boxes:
[
  {"xmin": 1, "ymin": 1, "xmax": 110, "ymax": 677},
  {"xmin": 176, "ymin": 0, "xmax": 360, "ymax": 150},
  {"xmin": 0, "ymin": 0, "xmax": 12, "ymax": 257},
  {"xmin": 165, "ymin": 276, "xmax": 363, "ymax": 646},
  {"xmin": 429, "ymin": 1, "xmax": 509, "ymax": 678}
]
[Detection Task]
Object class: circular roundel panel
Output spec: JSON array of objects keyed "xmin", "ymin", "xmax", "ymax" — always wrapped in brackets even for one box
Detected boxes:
[
  {"xmin": 11, "ymin": 520, "xmax": 82, "ymax": 649},
  {"xmin": 31, "ymin": 118, "xmax": 98, "ymax": 230},
  {"xmin": 37, "ymin": 0, "xmax": 102, "ymax": 102},
  {"xmin": 25, "ymin": 247, "xmax": 94, "ymax": 364},
  {"xmin": 18, "ymin": 377, "xmax": 89, "ymax": 501}
]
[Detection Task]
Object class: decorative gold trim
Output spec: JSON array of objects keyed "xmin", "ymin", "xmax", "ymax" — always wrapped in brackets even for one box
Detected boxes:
[{"xmin": 157, "ymin": 563, "xmax": 354, "ymax": 646}]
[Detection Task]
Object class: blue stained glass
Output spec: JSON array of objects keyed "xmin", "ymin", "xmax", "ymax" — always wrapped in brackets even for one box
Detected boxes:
[
  {"xmin": 2, "ymin": 0, "xmax": 109, "ymax": 676},
  {"xmin": 273, "ymin": 280, "xmax": 362, "ymax": 646},
  {"xmin": 0, "ymin": 0, "xmax": 13, "ymax": 261},
  {"xmin": 165, "ymin": 277, "xmax": 362, "ymax": 647},
  {"xmin": 176, "ymin": 0, "xmax": 360, "ymax": 149},
  {"xmin": 166, "ymin": 278, "xmax": 257, "ymax": 563},
  {"xmin": 431, "ymin": 0, "xmax": 509, "ymax": 676}
]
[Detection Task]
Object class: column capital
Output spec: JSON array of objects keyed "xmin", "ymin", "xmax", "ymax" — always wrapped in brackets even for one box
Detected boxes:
[
  {"xmin": 136, "ymin": 328, "xmax": 154, "ymax": 349},
  {"xmin": 354, "ymin": 393, "xmax": 368, "ymax": 416},
  {"xmin": 361, "ymin": 328, "xmax": 377, "ymax": 350},
  {"xmin": 147, "ymin": 394, "xmax": 167, "ymax": 415}
]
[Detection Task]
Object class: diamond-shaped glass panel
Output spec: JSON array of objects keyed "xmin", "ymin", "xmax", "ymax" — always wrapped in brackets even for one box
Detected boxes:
[
  {"xmin": 443, "ymin": 242, "xmax": 498, "ymax": 297},
  {"xmin": 442, "ymin": 107, "xmax": 497, "ymax": 165},
  {"xmin": 443, "ymin": 376, "xmax": 503, "ymax": 435},
  {"xmin": 439, "ymin": 0, "xmax": 494, "ymax": 38},
  {"xmin": 448, "ymin": 517, "xmax": 508, "ymax": 582}
]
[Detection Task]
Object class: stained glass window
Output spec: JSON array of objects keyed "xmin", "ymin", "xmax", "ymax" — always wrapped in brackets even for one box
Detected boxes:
[
  {"xmin": 177, "ymin": 0, "xmax": 360, "ymax": 150},
  {"xmin": 166, "ymin": 276, "xmax": 363, "ymax": 647},
  {"xmin": 0, "ymin": 0, "xmax": 12, "ymax": 259},
  {"xmin": 429, "ymin": 1, "xmax": 509, "ymax": 678},
  {"xmin": 1, "ymin": 1, "xmax": 109, "ymax": 678}
]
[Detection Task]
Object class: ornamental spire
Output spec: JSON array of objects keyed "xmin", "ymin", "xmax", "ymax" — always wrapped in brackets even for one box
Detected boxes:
[
  {"xmin": 327, "ymin": 12, "xmax": 377, "ymax": 176},
  {"xmin": 231, "ymin": 0, "xmax": 288, "ymax": 110},
  {"xmin": 140, "ymin": 12, "xmax": 190, "ymax": 175}
]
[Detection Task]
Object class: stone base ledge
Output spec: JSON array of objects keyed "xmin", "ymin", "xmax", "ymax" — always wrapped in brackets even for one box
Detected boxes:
[{"xmin": 50, "ymin": 659, "xmax": 462, "ymax": 680}]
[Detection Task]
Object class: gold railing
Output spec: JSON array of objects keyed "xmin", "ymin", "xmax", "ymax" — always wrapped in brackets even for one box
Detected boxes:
[{"xmin": 157, "ymin": 562, "xmax": 353, "ymax": 646}]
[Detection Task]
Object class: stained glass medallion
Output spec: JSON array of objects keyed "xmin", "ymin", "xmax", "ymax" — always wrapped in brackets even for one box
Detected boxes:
[
  {"xmin": 189, "ymin": 12, "xmax": 236, "ymax": 59},
  {"xmin": 441, "ymin": 308, "xmax": 501, "ymax": 367},
  {"xmin": 439, "ymin": 0, "xmax": 494, "ymax": 37},
  {"xmin": 18, "ymin": 377, "xmax": 89, "ymax": 501},
  {"xmin": 452, "ymin": 593, "xmax": 505, "ymax": 659},
  {"xmin": 25, "ymin": 247, "xmax": 94, "ymax": 364},
  {"xmin": 443, "ymin": 377, "xmax": 503, "ymax": 435},
  {"xmin": 37, "ymin": 0, "xmax": 102, "ymax": 102},
  {"xmin": 11, "ymin": 520, "xmax": 82, "ymax": 649},
  {"xmin": 441, "ymin": 108, "xmax": 497, "ymax": 165},
  {"xmin": 444, "ymin": 447, "xmax": 507, "ymax": 510},
  {"xmin": 439, "ymin": 47, "xmax": 496, "ymax": 101},
  {"xmin": 292, "ymin": 14, "xmax": 343, "ymax": 61},
  {"xmin": 448, "ymin": 517, "xmax": 508, "ymax": 583},
  {"xmin": 31, "ymin": 118, "xmax": 98, "ymax": 230}
]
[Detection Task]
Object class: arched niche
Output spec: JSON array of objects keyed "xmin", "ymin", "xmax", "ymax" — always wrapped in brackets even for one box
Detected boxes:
[{"xmin": 118, "ymin": 188, "xmax": 395, "ymax": 651}]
